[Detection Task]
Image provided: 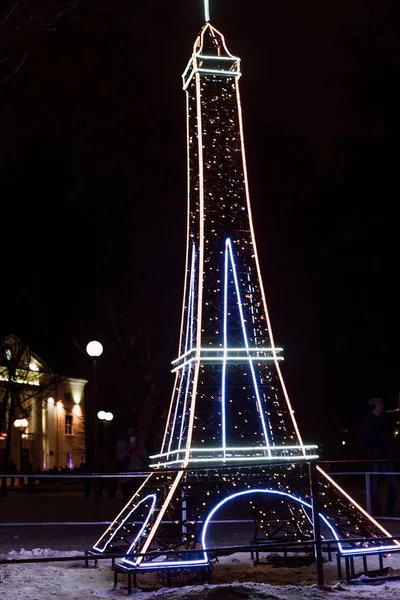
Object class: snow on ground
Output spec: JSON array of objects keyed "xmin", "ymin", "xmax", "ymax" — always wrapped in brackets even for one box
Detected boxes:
[{"xmin": 2, "ymin": 548, "xmax": 400, "ymax": 600}]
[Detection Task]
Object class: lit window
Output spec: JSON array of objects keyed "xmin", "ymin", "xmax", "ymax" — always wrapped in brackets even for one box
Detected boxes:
[{"xmin": 65, "ymin": 415, "xmax": 73, "ymax": 435}]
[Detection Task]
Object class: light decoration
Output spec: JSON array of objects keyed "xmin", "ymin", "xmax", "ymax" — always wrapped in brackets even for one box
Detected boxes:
[
  {"xmin": 171, "ymin": 348, "xmax": 283, "ymax": 370},
  {"xmin": 149, "ymin": 451, "xmax": 319, "ymax": 468},
  {"xmin": 122, "ymin": 488, "xmax": 400, "ymax": 570},
  {"xmin": 221, "ymin": 237, "xmax": 229, "ymax": 456},
  {"xmin": 316, "ymin": 465, "xmax": 400, "ymax": 546},
  {"xmin": 133, "ymin": 470, "xmax": 185, "ymax": 566},
  {"xmin": 204, "ymin": 0, "xmax": 210, "ymax": 23},
  {"xmin": 225, "ymin": 237, "xmax": 270, "ymax": 451},
  {"xmin": 94, "ymin": 494, "xmax": 156, "ymax": 553},
  {"xmin": 233, "ymin": 55, "xmax": 305, "ymax": 454},
  {"xmin": 151, "ymin": 445, "xmax": 319, "ymax": 459},
  {"xmin": 155, "ymin": 231, "xmax": 309, "ymax": 468},
  {"xmin": 92, "ymin": 13, "xmax": 399, "ymax": 569},
  {"xmin": 155, "ymin": 22, "xmax": 308, "ymax": 471},
  {"xmin": 182, "ymin": 27, "xmax": 241, "ymax": 92},
  {"xmin": 93, "ymin": 473, "xmax": 154, "ymax": 552},
  {"xmin": 167, "ymin": 244, "xmax": 197, "ymax": 456},
  {"xmin": 0, "ymin": 367, "xmax": 40, "ymax": 386}
]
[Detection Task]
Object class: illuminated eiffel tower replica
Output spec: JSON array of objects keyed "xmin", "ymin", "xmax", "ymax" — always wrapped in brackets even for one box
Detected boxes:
[{"xmin": 92, "ymin": 2, "xmax": 399, "ymax": 572}]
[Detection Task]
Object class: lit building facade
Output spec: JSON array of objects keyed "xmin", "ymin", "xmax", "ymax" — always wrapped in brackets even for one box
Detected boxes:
[{"xmin": 0, "ymin": 335, "xmax": 87, "ymax": 471}]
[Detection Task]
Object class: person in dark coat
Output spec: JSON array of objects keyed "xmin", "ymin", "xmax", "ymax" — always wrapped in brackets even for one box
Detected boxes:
[
  {"xmin": 116, "ymin": 424, "xmax": 148, "ymax": 503},
  {"xmin": 360, "ymin": 397, "xmax": 397, "ymax": 517},
  {"xmin": 387, "ymin": 392, "xmax": 400, "ymax": 459}
]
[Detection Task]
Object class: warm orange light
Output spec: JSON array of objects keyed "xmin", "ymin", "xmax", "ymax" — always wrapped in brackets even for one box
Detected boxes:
[{"xmin": 73, "ymin": 404, "xmax": 82, "ymax": 417}]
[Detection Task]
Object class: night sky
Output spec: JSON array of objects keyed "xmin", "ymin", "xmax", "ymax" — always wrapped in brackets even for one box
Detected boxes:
[{"xmin": 1, "ymin": 0, "xmax": 399, "ymax": 453}]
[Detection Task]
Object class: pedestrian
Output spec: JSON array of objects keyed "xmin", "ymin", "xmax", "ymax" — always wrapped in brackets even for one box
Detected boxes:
[
  {"xmin": 8, "ymin": 460, "xmax": 16, "ymax": 489},
  {"xmin": 116, "ymin": 424, "xmax": 148, "ymax": 503},
  {"xmin": 360, "ymin": 397, "xmax": 397, "ymax": 517},
  {"xmin": 386, "ymin": 393, "xmax": 400, "ymax": 452},
  {"xmin": 387, "ymin": 392, "xmax": 400, "ymax": 484}
]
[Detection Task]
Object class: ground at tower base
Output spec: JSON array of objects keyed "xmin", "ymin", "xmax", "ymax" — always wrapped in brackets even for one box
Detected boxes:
[
  {"xmin": 4, "ymin": 546, "xmax": 400, "ymax": 600},
  {"xmin": 2, "ymin": 477, "xmax": 400, "ymax": 599}
]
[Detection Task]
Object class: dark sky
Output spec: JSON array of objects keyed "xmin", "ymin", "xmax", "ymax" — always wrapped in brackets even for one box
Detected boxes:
[{"xmin": 1, "ymin": 1, "xmax": 399, "ymax": 451}]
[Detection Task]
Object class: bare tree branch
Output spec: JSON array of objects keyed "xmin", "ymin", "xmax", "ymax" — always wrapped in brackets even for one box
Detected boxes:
[
  {"xmin": 0, "ymin": 1, "xmax": 19, "ymax": 30},
  {"xmin": 0, "ymin": 50, "xmax": 26, "ymax": 85},
  {"xmin": 0, "ymin": 0, "xmax": 82, "ymax": 86}
]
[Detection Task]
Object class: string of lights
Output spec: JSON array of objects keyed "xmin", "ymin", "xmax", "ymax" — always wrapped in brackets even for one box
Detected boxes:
[{"xmin": 91, "ymin": 14, "xmax": 400, "ymax": 574}]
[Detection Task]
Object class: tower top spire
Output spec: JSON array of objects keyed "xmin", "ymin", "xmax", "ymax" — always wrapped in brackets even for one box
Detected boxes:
[{"xmin": 204, "ymin": 0, "xmax": 210, "ymax": 22}]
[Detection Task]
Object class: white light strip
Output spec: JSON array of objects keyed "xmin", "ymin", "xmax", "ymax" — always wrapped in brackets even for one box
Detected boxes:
[
  {"xmin": 176, "ymin": 247, "xmax": 197, "ymax": 453},
  {"xmin": 177, "ymin": 363, "xmax": 194, "ymax": 453},
  {"xmin": 197, "ymin": 68, "xmax": 241, "ymax": 76},
  {"xmin": 172, "ymin": 346, "xmax": 283, "ymax": 364},
  {"xmin": 182, "ymin": 23, "xmax": 241, "ymax": 90},
  {"xmin": 123, "ymin": 558, "xmax": 207, "ymax": 569},
  {"xmin": 124, "ymin": 487, "xmax": 400, "ymax": 570},
  {"xmin": 317, "ymin": 465, "xmax": 400, "ymax": 547},
  {"xmin": 135, "ymin": 471, "xmax": 184, "ymax": 565},
  {"xmin": 200, "ymin": 489, "xmax": 400, "ymax": 559},
  {"xmin": 167, "ymin": 370, "xmax": 186, "ymax": 454},
  {"xmin": 198, "ymin": 23, "xmax": 239, "ymax": 60},
  {"xmin": 189, "ymin": 245, "xmax": 196, "ymax": 351},
  {"xmin": 160, "ymin": 83, "xmax": 193, "ymax": 457},
  {"xmin": 204, "ymin": 0, "xmax": 210, "ymax": 22},
  {"xmin": 150, "ymin": 455, "xmax": 319, "ymax": 468},
  {"xmin": 181, "ymin": 69, "xmax": 205, "ymax": 468},
  {"xmin": 182, "ymin": 58, "xmax": 193, "ymax": 80},
  {"xmin": 196, "ymin": 67, "xmax": 205, "ymax": 365},
  {"xmin": 197, "ymin": 55, "xmax": 241, "ymax": 61},
  {"xmin": 150, "ymin": 445, "xmax": 318, "ymax": 459},
  {"xmin": 226, "ymin": 239, "xmax": 271, "ymax": 453},
  {"xmin": 177, "ymin": 109, "xmax": 194, "ymax": 358},
  {"xmin": 168, "ymin": 244, "xmax": 196, "ymax": 454},
  {"xmin": 103, "ymin": 494, "xmax": 155, "ymax": 557},
  {"xmin": 183, "ymin": 68, "xmax": 196, "ymax": 91},
  {"xmin": 171, "ymin": 348, "xmax": 194, "ymax": 364},
  {"xmin": 174, "ymin": 355, "xmax": 282, "ymax": 364},
  {"xmin": 171, "ymin": 355, "xmax": 282, "ymax": 373},
  {"xmin": 93, "ymin": 474, "xmax": 153, "ymax": 552},
  {"xmin": 160, "ymin": 373, "xmax": 179, "ymax": 456},
  {"xmin": 221, "ymin": 241, "xmax": 228, "ymax": 458},
  {"xmin": 183, "ymin": 66, "xmax": 241, "ymax": 91},
  {"xmin": 234, "ymin": 77, "xmax": 306, "ymax": 454}
]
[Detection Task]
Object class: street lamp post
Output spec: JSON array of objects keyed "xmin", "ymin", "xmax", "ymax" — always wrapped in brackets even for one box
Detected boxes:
[
  {"xmin": 86, "ymin": 341, "xmax": 103, "ymax": 505},
  {"xmin": 13, "ymin": 418, "xmax": 28, "ymax": 472},
  {"xmin": 86, "ymin": 341, "xmax": 103, "ymax": 466},
  {"xmin": 97, "ymin": 411, "xmax": 113, "ymax": 466}
]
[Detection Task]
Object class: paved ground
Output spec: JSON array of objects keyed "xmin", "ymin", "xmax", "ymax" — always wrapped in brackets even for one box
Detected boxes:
[
  {"xmin": 0, "ymin": 480, "xmax": 131, "ymax": 554},
  {"xmin": 1, "ymin": 479, "xmax": 400, "ymax": 556},
  {"xmin": 0, "ymin": 480, "xmax": 253, "ymax": 554}
]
